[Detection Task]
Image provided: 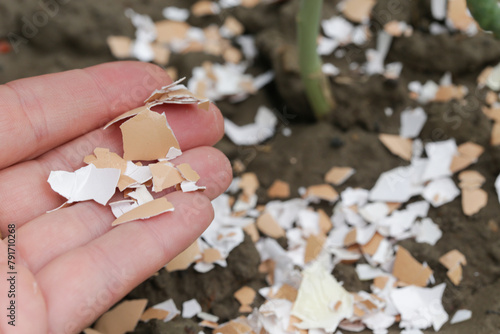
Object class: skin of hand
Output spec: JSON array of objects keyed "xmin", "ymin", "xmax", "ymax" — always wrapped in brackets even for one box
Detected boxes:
[{"xmin": 0, "ymin": 61, "xmax": 232, "ymax": 334}]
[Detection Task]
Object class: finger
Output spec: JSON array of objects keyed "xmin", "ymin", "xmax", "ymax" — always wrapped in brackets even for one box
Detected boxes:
[
  {"xmin": 16, "ymin": 146, "xmax": 231, "ymax": 274},
  {"xmin": 0, "ymin": 263, "xmax": 48, "ymax": 334},
  {"xmin": 0, "ymin": 239, "xmax": 48, "ymax": 333},
  {"xmin": 0, "ymin": 61, "xmax": 170, "ymax": 169},
  {"xmin": 0, "ymin": 102, "xmax": 224, "ymax": 228},
  {"xmin": 34, "ymin": 191, "xmax": 214, "ymax": 333}
]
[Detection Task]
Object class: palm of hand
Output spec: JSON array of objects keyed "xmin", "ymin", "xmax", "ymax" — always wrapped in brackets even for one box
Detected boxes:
[{"xmin": 0, "ymin": 62, "xmax": 231, "ymax": 334}]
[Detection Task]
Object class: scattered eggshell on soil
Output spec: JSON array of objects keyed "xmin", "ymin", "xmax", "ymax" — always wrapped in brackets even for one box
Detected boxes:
[
  {"xmin": 378, "ymin": 134, "xmax": 413, "ymax": 161},
  {"xmin": 400, "ymin": 107, "xmax": 427, "ymax": 139},
  {"xmin": 450, "ymin": 309, "xmax": 472, "ymax": 324},
  {"xmin": 224, "ymin": 106, "xmax": 278, "ymax": 145},
  {"xmin": 162, "ymin": 6, "xmax": 189, "ymax": 21},
  {"xmin": 391, "ymin": 283, "xmax": 448, "ymax": 331},
  {"xmin": 234, "ymin": 286, "xmax": 256, "ymax": 306},
  {"xmin": 107, "ymin": 36, "xmax": 132, "ymax": 59},
  {"xmin": 191, "ymin": 1, "xmax": 220, "ymax": 16},
  {"xmin": 325, "ymin": 167, "xmax": 356, "ymax": 185},
  {"xmin": 267, "ymin": 179, "xmax": 291, "ymax": 199},
  {"xmin": 292, "ymin": 260, "xmax": 353, "ymax": 332},
  {"xmin": 165, "ymin": 240, "xmax": 201, "ymax": 272},
  {"xmin": 439, "ymin": 249, "xmax": 467, "ymax": 269},
  {"xmin": 341, "ymin": 0, "xmax": 376, "ymax": 23},
  {"xmin": 461, "ymin": 188, "xmax": 487, "ymax": 216},
  {"xmin": 256, "ymin": 212, "xmax": 285, "ymax": 238},
  {"xmin": 304, "ymin": 184, "xmax": 339, "ymax": 203},
  {"xmin": 392, "ymin": 246, "xmax": 433, "ymax": 287},
  {"xmin": 182, "ymin": 299, "xmax": 202, "ymax": 318},
  {"xmin": 94, "ymin": 299, "xmax": 148, "ymax": 334},
  {"xmin": 140, "ymin": 308, "xmax": 170, "ymax": 322}
]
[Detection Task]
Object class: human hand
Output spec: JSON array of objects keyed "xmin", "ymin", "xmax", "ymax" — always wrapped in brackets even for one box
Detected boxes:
[{"xmin": 0, "ymin": 62, "xmax": 232, "ymax": 334}]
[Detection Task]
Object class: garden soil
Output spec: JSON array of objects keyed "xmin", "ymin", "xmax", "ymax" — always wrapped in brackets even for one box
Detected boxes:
[{"xmin": 1, "ymin": 0, "xmax": 500, "ymax": 333}]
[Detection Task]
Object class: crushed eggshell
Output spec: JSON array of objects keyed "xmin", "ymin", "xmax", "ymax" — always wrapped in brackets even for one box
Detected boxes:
[
  {"xmin": 384, "ymin": 20, "xmax": 413, "ymax": 37},
  {"xmin": 413, "ymin": 218, "xmax": 443, "ymax": 246},
  {"xmin": 140, "ymin": 308, "xmax": 170, "ymax": 322},
  {"xmin": 492, "ymin": 122, "xmax": 500, "ymax": 146},
  {"xmin": 111, "ymin": 197, "xmax": 174, "ymax": 226},
  {"xmin": 292, "ymin": 259, "xmax": 353, "ymax": 332},
  {"xmin": 267, "ymin": 179, "xmax": 291, "ymax": 199},
  {"xmin": 422, "ymin": 177, "xmax": 460, "ymax": 207},
  {"xmin": 458, "ymin": 170, "xmax": 486, "ymax": 188},
  {"xmin": 439, "ymin": 249, "xmax": 467, "ymax": 269},
  {"xmin": 461, "ymin": 188, "xmax": 487, "ymax": 216},
  {"xmin": 256, "ymin": 212, "xmax": 285, "ymax": 238},
  {"xmin": 434, "ymin": 84, "xmax": 468, "ymax": 102},
  {"xmin": 202, "ymin": 248, "xmax": 223, "ymax": 263},
  {"xmin": 360, "ymin": 232, "xmax": 384, "ymax": 256},
  {"xmin": 162, "ymin": 6, "xmax": 189, "ymax": 21},
  {"xmin": 439, "ymin": 249, "xmax": 466, "ymax": 286},
  {"xmin": 450, "ymin": 309, "xmax": 472, "ymax": 324},
  {"xmin": 482, "ymin": 106, "xmax": 500, "ymax": 122},
  {"xmin": 234, "ymin": 286, "xmax": 256, "ymax": 306},
  {"xmin": 151, "ymin": 43, "xmax": 170, "ymax": 66},
  {"xmin": 378, "ymin": 134, "xmax": 412, "ymax": 161},
  {"xmin": 224, "ymin": 106, "xmax": 278, "ymax": 146},
  {"xmin": 48, "ymin": 164, "xmax": 121, "ymax": 206},
  {"xmin": 447, "ymin": 263, "xmax": 463, "ymax": 286},
  {"xmin": 304, "ymin": 184, "xmax": 339, "ymax": 203},
  {"xmin": 150, "ymin": 299, "xmax": 180, "ymax": 322},
  {"xmin": 450, "ymin": 142, "xmax": 484, "ymax": 173},
  {"xmin": 84, "ymin": 147, "xmax": 127, "ymax": 172},
  {"xmin": 392, "ymin": 246, "xmax": 433, "ymax": 287},
  {"xmin": 341, "ymin": 0, "xmax": 376, "ymax": 23},
  {"xmin": 199, "ymin": 320, "xmax": 218, "ymax": 329},
  {"xmin": 304, "ymin": 234, "xmax": 326, "ymax": 263},
  {"xmin": 182, "ymin": 299, "xmax": 202, "ymax": 318},
  {"xmin": 94, "ymin": 299, "xmax": 148, "ymax": 334},
  {"xmin": 242, "ymin": 222, "xmax": 260, "ymax": 243},
  {"xmin": 400, "ymin": 107, "xmax": 427, "ymax": 139},
  {"xmin": 273, "ymin": 284, "xmax": 298, "ymax": 302},
  {"xmin": 107, "ymin": 36, "xmax": 132, "ymax": 59},
  {"xmin": 239, "ymin": 172, "xmax": 259, "ymax": 197},
  {"xmin": 391, "ymin": 283, "xmax": 448, "ymax": 331},
  {"xmin": 191, "ymin": 0, "xmax": 220, "ymax": 16},
  {"xmin": 127, "ymin": 185, "xmax": 154, "ymax": 206},
  {"xmin": 325, "ymin": 167, "xmax": 356, "ymax": 186},
  {"xmin": 166, "ymin": 240, "xmax": 201, "ymax": 272},
  {"xmin": 150, "ymin": 162, "xmax": 185, "ymax": 192},
  {"xmin": 221, "ymin": 16, "xmax": 245, "ymax": 37},
  {"xmin": 106, "ymin": 79, "xmax": 209, "ymax": 129},
  {"xmin": 198, "ymin": 311, "xmax": 219, "ymax": 323},
  {"xmin": 83, "ymin": 329, "xmax": 103, "ymax": 334},
  {"xmin": 145, "ymin": 78, "xmax": 210, "ymax": 108},
  {"xmin": 120, "ymin": 109, "xmax": 180, "ymax": 161},
  {"xmin": 318, "ymin": 209, "xmax": 333, "ymax": 234},
  {"xmin": 447, "ymin": 0, "xmax": 477, "ymax": 32}
]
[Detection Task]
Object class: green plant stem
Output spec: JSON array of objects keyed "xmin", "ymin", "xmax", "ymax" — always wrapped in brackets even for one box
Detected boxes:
[
  {"xmin": 467, "ymin": 0, "xmax": 500, "ymax": 38},
  {"xmin": 297, "ymin": 0, "xmax": 335, "ymax": 120}
]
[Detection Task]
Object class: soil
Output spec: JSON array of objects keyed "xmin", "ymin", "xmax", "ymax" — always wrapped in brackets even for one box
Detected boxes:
[{"xmin": 2, "ymin": 0, "xmax": 500, "ymax": 333}]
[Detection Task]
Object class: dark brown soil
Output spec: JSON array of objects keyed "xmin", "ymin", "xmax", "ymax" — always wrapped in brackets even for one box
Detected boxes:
[{"xmin": 2, "ymin": 0, "xmax": 500, "ymax": 333}]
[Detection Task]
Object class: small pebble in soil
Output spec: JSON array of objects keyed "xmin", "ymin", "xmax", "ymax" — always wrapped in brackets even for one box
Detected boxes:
[
  {"xmin": 330, "ymin": 137, "xmax": 345, "ymax": 148},
  {"xmin": 282, "ymin": 127, "xmax": 292, "ymax": 137}
]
